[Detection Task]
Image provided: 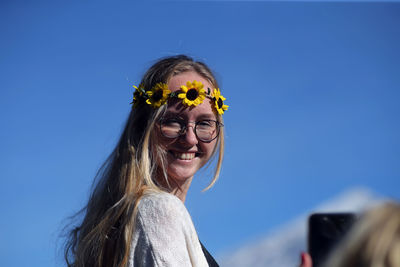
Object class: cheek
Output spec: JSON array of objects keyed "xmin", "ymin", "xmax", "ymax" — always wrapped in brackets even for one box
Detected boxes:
[
  {"xmin": 201, "ymin": 141, "xmax": 218, "ymax": 160},
  {"xmin": 153, "ymin": 128, "xmax": 174, "ymax": 150}
]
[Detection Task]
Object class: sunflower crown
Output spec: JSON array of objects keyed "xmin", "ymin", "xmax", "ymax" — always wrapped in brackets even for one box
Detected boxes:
[{"xmin": 131, "ymin": 80, "xmax": 228, "ymax": 115}]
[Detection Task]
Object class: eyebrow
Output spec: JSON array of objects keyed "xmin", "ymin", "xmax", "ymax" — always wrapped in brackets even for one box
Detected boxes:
[
  {"xmin": 162, "ymin": 111, "xmax": 183, "ymax": 118},
  {"xmin": 197, "ymin": 114, "xmax": 216, "ymax": 120},
  {"xmin": 163, "ymin": 111, "xmax": 216, "ymax": 120}
]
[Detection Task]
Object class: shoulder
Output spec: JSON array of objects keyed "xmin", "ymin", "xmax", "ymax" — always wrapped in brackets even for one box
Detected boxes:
[
  {"xmin": 130, "ymin": 191, "xmax": 208, "ymax": 266},
  {"xmin": 136, "ymin": 191, "xmax": 191, "ymax": 226},
  {"xmin": 139, "ymin": 191, "xmax": 185, "ymax": 210}
]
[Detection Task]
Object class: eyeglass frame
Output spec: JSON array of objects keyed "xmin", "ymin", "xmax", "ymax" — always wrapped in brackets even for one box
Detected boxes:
[{"xmin": 158, "ymin": 117, "xmax": 224, "ymax": 143}]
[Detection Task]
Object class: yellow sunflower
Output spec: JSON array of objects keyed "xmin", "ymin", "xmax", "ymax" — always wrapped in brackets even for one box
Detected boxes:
[
  {"xmin": 178, "ymin": 80, "xmax": 206, "ymax": 107},
  {"xmin": 131, "ymin": 84, "xmax": 145, "ymax": 106},
  {"xmin": 212, "ymin": 88, "xmax": 229, "ymax": 115},
  {"xmin": 145, "ymin": 82, "xmax": 171, "ymax": 108}
]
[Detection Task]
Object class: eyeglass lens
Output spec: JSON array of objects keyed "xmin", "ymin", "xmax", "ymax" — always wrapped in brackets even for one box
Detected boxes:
[{"xmin": 160, "ymin": 119, "xmax": 219, "ymax": 142}]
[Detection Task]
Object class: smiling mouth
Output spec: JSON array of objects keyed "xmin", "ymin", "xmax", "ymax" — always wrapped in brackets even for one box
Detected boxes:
[{"xmin": 170, "ymin": 151, "xmax": 199, "ymax": 160}]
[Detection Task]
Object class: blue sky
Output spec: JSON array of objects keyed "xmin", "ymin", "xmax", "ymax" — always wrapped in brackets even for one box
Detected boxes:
[{"xmin": 1, "ymin": 1, "xmax": 400, "ymax": 266}]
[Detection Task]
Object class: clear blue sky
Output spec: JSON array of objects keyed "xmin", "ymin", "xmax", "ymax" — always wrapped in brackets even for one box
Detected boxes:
[{"xmin": 1, "ymin": 1, "xmax": 400, "ymax": 266}]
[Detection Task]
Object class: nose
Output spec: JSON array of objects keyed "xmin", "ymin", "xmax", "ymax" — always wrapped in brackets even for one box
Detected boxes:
[{"xmin": 180, "ymin": 122, "xmax": 198, "ymax": 146}]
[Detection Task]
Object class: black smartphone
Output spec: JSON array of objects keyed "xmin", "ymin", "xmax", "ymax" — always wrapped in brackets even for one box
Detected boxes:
[{"xmin": 308, "ymin": 213, "xmax": 357, "ymax": 267}]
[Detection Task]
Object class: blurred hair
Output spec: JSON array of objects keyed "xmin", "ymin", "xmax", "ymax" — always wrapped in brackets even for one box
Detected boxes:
[
  {"xmin": 64, "ymin": 55, "xmax": 224, "ymax": 267},
  {"xmin": 324, "ymin": 202, "xmax": 400, "ymax": 267}
]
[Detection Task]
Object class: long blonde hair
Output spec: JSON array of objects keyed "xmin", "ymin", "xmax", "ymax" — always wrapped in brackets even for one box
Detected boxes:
[
  {"xmin": 324, "ymin": 202, "xmax": 400, "ymax": 267},
  {"xmin": 64, "ymin": 55, "xmax": 225, "ymax": 267}
]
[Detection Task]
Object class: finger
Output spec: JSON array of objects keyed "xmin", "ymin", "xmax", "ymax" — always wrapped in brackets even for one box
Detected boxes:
[{"xmin": 299, "ymin": 252, "xmax": 312, "ymax": 267}]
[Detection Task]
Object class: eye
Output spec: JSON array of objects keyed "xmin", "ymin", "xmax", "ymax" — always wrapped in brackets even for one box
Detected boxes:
[
  {"xmin": 197, "ymin": 120, "xmax": 215, "ymax": 129},
  {"xmin": 160, "ymin": 117, "xmax": 185, "ymax": 138},
  {"xmin": 161, "ymin": 118, "xmax": 184, "ymax": 128}
]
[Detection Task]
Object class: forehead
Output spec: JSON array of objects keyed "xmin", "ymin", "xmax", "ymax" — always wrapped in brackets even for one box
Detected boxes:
[
  {"xmin": 166, "ymin": 71, "xmax": 216, "ymax": 119},
  {"xmin": 168, "ymin": 71, "xmax": 213, "ymax": 92}
]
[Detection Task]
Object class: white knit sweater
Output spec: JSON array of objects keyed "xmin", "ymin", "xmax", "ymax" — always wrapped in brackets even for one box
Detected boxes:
[{"xmin": 128, "ymin": 191, "xmax": 209, "ymax": 267}]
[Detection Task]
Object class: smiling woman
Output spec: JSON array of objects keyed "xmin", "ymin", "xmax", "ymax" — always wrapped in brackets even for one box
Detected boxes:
[{"xmin": 64, "ymin": 55, "xmax": 228, "ymax": 267}]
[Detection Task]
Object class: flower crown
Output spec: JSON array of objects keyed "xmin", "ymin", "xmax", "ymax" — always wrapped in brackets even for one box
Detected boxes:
[{"xmin": 131, "ymin": 80, "xmax": 229, "ymax": 115}]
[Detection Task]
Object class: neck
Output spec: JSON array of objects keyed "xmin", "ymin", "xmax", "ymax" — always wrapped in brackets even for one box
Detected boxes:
[
  {"xmin": 156, "ymin": 174, "xmax": 193, "ymax": 203},
  {"xmin": 170, "ymin": 177, "xmax": 193, "ymax": 203}
]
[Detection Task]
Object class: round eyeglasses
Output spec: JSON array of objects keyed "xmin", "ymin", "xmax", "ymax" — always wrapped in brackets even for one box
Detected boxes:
[{"xmin": 159, "ymin": 117, "xmax": 223, "ymax": 143}]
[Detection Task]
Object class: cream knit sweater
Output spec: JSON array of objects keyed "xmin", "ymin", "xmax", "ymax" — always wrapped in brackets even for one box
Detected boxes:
[{"xmin": 128, "ymin": 191, "xmax": 209, "ymax": 267}]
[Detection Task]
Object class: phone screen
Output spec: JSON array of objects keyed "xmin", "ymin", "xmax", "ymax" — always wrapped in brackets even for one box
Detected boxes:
[{"xmin": 308, "ymin": 213, "xmax": 356, "ymax": 267}]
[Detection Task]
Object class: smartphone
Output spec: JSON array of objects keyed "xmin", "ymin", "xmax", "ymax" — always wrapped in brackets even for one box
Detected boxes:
[{"xmin": 308, "ymin": 213, "xmax": 357, "ymax": 267}]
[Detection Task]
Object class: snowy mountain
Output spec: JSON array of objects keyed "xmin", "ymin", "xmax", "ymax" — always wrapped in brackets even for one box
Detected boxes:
[{"xmin": 218, "ymin": 188, "xmax": 383, "ymax": 267}]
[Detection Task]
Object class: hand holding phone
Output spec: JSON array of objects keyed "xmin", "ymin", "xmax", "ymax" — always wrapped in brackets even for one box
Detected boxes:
[{"xmin": 308, "ymin": 213, "xmax": 356, "ymax": 267}]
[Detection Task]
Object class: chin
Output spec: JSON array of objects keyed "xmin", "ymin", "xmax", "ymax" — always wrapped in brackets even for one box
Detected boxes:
[{"xmin": 165, "ymin": 153, "xmax": 203, "ymax": 181}]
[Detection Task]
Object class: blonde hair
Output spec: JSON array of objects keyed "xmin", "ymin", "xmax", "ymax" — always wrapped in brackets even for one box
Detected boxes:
[
  {"xmin": 324, "ymin": 202, "xmax": 400, "ymax": 267},
  {"xmin": 64, "ymin": 55, "xmax": 224, "ymax": 267}
]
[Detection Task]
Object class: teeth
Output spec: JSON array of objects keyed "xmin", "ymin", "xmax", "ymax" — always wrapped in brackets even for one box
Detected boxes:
[{"xmin": 174, "ymin": 152, "xmax": 195, "ymax": 160}]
